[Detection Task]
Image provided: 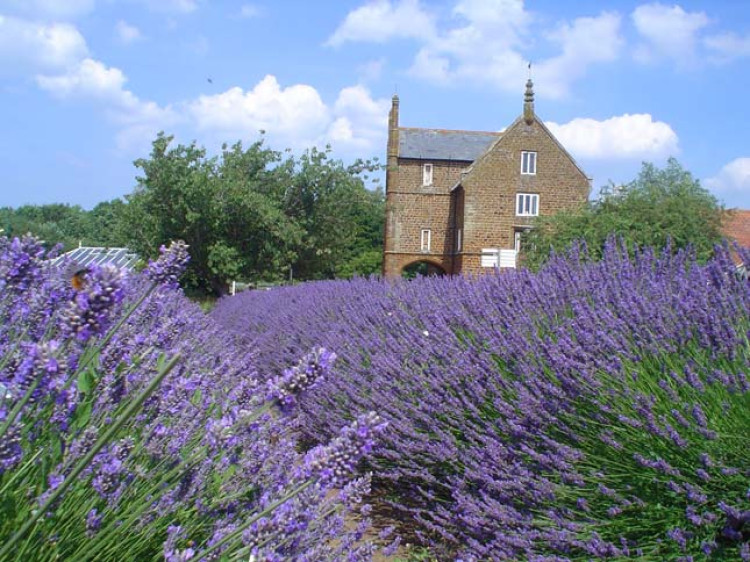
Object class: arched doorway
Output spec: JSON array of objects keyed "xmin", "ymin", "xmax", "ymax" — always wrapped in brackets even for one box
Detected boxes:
[{"xmin": 401, "ymin": 260, "xmax": 447, "ymax": 279}]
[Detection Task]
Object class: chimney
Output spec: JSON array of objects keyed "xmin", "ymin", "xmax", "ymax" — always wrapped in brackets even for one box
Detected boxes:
[
  {"xmin": 523, "ymin": 79, "xmax": 534, "ymax": 125},
  {"xmin": 383, "ymin": 94, "xmax": 400, "ymax": 275},
  {"xmin": 387, "ymin": 94, "xmax": 399, "ymax": 159}
]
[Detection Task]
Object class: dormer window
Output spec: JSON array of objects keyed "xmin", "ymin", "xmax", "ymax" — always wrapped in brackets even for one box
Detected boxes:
[
  {"xmin": 422, "ymin": 163, "xmax": 433, "ymax": 186},
  {"xmin": 521, "ymin": 151, "xmax": 537, "ymax": 175}
]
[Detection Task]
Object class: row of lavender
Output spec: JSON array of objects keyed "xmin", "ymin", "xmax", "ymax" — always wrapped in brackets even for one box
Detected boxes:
[
  {"xmin": 0, "ymin": 236, "xmax": 392, "ymax": 561},
  {"xmin": 213, "ymin": 241, "xmax": 750, "ymax": 561}
]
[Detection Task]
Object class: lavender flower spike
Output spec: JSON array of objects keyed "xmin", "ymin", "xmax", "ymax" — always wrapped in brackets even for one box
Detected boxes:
[
  {"xmin": 0, "ymin": 234, "xmax": 45, "ymax": 294},
  {"xmin": 267, "ymin": 347, "xmax": 336, "ymax": 408},
  {"xmin": 146, "ymin": 240, "xmax": 190, "ymax": 286},
  {"xmin": 302, "ymin": 412, "xmax": 387, "ymax": 486},
  {"xmin": 61, "ymin": 265, "xmax": 125, "ymax": 343}
]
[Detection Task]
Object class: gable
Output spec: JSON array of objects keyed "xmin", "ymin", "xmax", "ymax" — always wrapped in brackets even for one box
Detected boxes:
[
  {"xmin": 399, "ymin": 127, "xmax": 499, "ymax": 162},
  {"xmin": 455, "ymin": 115, "xmax": 590, "ymax": 190}
]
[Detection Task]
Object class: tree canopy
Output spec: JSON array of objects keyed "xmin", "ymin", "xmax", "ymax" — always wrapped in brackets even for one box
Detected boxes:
[
  {"xmin": 0, "ymin": 200, "xmax": 127, "ymax": 250},
  {"xmin": 522, "ymin": 158, "xmax": 726, "ymax": 269},
  {"xmin": 122, "ymin": 133, "xmax": 384, "ymax": 295}
]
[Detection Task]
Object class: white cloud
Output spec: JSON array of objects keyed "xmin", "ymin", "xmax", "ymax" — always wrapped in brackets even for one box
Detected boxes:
[
  {"xmin": 632, "ymin": 3, "xmax": 710, "ymax": 64},
  {"xmin": 328, "ymin": 85, "xmax": 389, "ymax": 149},
  {"xmin": 545, "ymin": 114, "xmax": 679, "ymax": 160},
  {"xmin": 36, "ymin": 58, "xmax": 178, "ymax": 150},
  {"xmin": 239, "ymin": 4, "xmax": 260, "ymax": 18},
  {"xmin": 188, "ymin": 75, "xmax": 331, "ymax": 146},
  {"xmin": 331, "ymin": 0, "xmax": 623, "ymax": 98},
  {"xmin": 326, "ymin": 0, "xmax": 436, "ymax": 46},
  {"xmin": 704, "ymin": 32, "xmax": 750, "ymax": 62},
  {"xmin": 423, "ymin": 7, "xmax": 621, "ymax": 98},
  {"xmin": 1, "ymin": 0, "xmax": 96, "ymax": 19},
  {"xmin": 705, "ymin": 158, "xmax": 750, "ymax": 196},
  {"xmin": 36, "ymin": 57, "xmax": 126, "ymax": 97},
  {"xmin": 187, "ymin": 75, "xmax": 389, "ymax": 152},
  {"xmin": 536, "ymin": 12, "xmax": 623, "ymax": 98},
  {"xmin": 115, "ymin": 20, "xmax": 142, "ymax": 44},
  {"xmin": 452, "ymin": 0, "xmax": 531, "ymax": 43},
  {"xmin": 0, "ymin": 15, "xmax": 88, "ymax": 71}
]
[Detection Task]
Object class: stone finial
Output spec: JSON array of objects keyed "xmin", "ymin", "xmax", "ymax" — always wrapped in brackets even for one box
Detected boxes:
[{"xmin": 524, "ymin": 79, "xmax": 534, "ymax": 124}]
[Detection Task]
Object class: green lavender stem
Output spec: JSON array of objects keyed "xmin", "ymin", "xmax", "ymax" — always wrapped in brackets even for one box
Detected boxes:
[{"xmin": 0, "ymin": 353, "xmax": 181, "ymax": 560}]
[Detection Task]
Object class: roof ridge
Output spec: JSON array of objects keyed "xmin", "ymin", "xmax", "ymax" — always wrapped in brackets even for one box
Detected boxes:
[{"xmin": 399, "ymin": 126, "xmax": 500, "ymax": 135}]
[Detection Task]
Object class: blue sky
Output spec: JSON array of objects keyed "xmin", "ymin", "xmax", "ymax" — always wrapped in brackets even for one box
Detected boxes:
[{"xmin": 1, "ymin": 0, "xmax": 749, "ymax": 210}]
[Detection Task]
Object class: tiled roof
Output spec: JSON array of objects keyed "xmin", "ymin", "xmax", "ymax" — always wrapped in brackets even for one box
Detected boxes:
[
  {"xmin": 53, "ymin": 246, "xmax": 140, "ymax": 270},
  {"xmin": 399, "ymin": 127, "xmax": 499, "ymax": 162},
  {"xmin": 722, "ymin": 209, "xmax": 750, "ymax": 248}
]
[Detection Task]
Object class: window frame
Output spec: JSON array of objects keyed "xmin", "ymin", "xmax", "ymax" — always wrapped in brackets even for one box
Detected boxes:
[
  {"xmin": 456, "ymin": 228, "xmax": 462, "ymax": 252},
  {"xmin": 420, "ymin": 229, "xmax": 431, "ymax": 252},
  {"xmin": 521, "ymin": 151, "xmax": 537, "ymax": 175},
  {"xmin": 422, "ymin": 163, "xmax": 434, "ymax": 186},
  {"xmin": 516, "ymin": 193, "xmax": 539, "ymax": 217}
]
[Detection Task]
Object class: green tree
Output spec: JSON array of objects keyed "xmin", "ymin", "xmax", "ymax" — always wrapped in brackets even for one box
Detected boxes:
[
  {"xmin": 124, "ymin": 133, "xmax": 386, "ymax": 294},
  {"xmin": 0, "ymin": 204, "xmax": 89, "ymax": 250},
  {"xmin": 523, "ymin": 158, "xmax": 725, "ymax": 269},
  {"xmin": 86, "ymin": 199, "xmax": 128, "ymax": 247},
  {"xmin": 123, "ymin": 133, "xmax": 384, "ymax": 295},
  {"xmin": 123, "ymin": 134, "xmax": 302, "ymax": 295},
  {"xmin": 0, "ymin": 200, "xmax": 128, "ymax": 250},
  {"xmin": 283, "ymin": 147, "xmax": 383, "ymax": 280}
]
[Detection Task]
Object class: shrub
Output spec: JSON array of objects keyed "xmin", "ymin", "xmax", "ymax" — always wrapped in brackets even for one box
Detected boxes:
[
  {"xmin": 0, "ymin": 236, "xmax": 387, "ymax": 561},
  {"xmin": 213, "ymin": 240, "xmax": 750, "ymax": 560}
]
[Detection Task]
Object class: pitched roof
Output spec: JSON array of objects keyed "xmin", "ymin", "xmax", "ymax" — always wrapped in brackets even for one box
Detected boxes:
[
  {"xmin": 722, "ymin": 209, "xmax": 750, "ymax": 248},
  {"xmin": 53, "ymin": 246, "xmax": 140, "ymax": 270},
  {"xmin": 398, "ymin": 127, "xmax": 499, "ymax": 161}
]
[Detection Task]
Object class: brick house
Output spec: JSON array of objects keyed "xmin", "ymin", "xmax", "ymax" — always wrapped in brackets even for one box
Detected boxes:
[{"xmin": 383, "ymin": 80, "xmax": 591, "ymax": 277}]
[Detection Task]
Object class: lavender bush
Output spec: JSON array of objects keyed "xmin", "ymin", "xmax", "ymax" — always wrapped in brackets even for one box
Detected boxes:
[
  {"xmin": 213, "ymin": 240, "xmax": 750, "ymax": 560},
  {"xmin": 0, "ymin": 236, "xmax": 387, "ymax": 561}
]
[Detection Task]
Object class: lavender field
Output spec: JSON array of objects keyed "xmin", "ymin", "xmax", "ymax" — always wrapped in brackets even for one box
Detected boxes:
[
  {"xmin": 213, "ymin": 241, "xmax": 750, "ymax": 561},
  {"xmin": 1, "ymin": 234, "xmax": 748, "ymax": 561},
  {"xmin": 0, "ymin": 237, "xmax": 390, "ymax": 561}
]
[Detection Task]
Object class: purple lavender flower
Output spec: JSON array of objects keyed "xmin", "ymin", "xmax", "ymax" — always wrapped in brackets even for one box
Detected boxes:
[
  {"xmin": 0, "ymin": 235, "xmax": 45, "ymax": 294},
  {"xmin": 0, "ymin": 423, "xmax": 22, "ymax": 473},
  {"xmin": 164, "ymin": 525, "xmax": 195, "ymax": 562},
  {"xmin": 146, "ymin": 240, "xmax": 190, "ymax": 287},
  {"xmin": 690, "ymin": 404, "xmax": 708, "ymax": 428},
  {"xmin": 700, "ymin": 453, "xmax": 714, "ymax": 468},
  {"xmin": 667, "ymin": 527, "xmax": 688, "ymax": 550},
  {"xmin": 10, "ymin": 341, "xmax": 64, "ymax": 399},
  {"xmin": 85, "ymin": 508, "xmax": 102, "ymax": 537},
  {"xmin": 267, "ymin": 347, "xmax": 336, "ymax": 409},
  {"xmin": 91, "ymin": 454, "xmax": 124, "ymax": 499},
  {"xmin": 61, "ymin": 265, "xmax": 125, "ymax": 343},
  {"xmin": 302, "ymin": 412, "xmax": 386, "ymax": 486},
  {"xmin": 695, "ymin": 468, "xmax": 710, "ymax": 482},
  {"xmin": 700, "ymin": 540, "xmax": 716, "ymax": 555}
]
